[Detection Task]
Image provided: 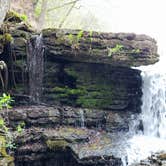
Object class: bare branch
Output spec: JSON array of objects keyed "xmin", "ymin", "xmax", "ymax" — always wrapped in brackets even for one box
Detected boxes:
[
  {"xmin": 47, "ymin": 0, "xmax": 80, "ymax": 12},
  {"xmin": 58, "ymin": 0, "xmax": 77, "ymax": 28}
]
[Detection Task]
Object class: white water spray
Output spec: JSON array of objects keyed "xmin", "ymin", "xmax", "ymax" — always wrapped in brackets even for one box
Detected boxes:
[
  {"xmin": 126, "ymin": 62, "xmax": 166, "ymax": 165},
  {"xmin": 141, "ymin": 66, "xmax": 166, "ymax": 138}
]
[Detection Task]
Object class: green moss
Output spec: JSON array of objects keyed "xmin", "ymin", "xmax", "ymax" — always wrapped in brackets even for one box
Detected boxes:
[
  {"xmin": 46, "ymin": 139, "xmax": 68, "ymax": 150},
  {"xmin": 53, "ymin": 86, "xmax": 87, "ymax": 96},
  {"xmin": 0, "ymin": 33, "xmax": 13, "ymax": 44},
  {"xmin": 65, "ymin": 68, "xmax": 79, "ymax": 79},
  {"xmin": 0, "ymin": 135, "xmax": 8, "ymax": 157},
  {"xmin": 76, "ymin": 98, "xmax": 100, "ymax": 108},
  {"xmin": 60, "ymin": 127, "xmax": 86, "ymax": 136},
  {"xmin": 51, "ymin": 81, "xmax": 113, "ymax": 108},
  {"xmin": 5, "ymin": 11, "xmax": 28, "ymax": 23},
  {"xmin": 0, "ymin": 135, "xmax": 14, "ymax": 165}
]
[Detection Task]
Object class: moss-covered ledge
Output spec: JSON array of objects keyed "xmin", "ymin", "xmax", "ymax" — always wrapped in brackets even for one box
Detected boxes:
[{"xmin": 42, "ymin": 28, "xmax": 159, "ymax": 67}]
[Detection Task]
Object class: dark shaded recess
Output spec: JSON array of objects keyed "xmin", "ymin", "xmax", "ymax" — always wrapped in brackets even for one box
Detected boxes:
[
  {"xmin": 43, "ymin": 51, "xmax": 142, "ymax": 112},
  {"xmin": 0, "ymin": 42, "xmax": 29, "ymax": 104},
  {"xmin": 0, "ymin": 43, "xmax": 17, "ymax": 90},
  {"xmin": 15, "ymin": 148, "xmax": 122, "ymax": 166}
]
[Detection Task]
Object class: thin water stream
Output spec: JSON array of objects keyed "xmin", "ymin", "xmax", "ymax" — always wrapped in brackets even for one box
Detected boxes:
[{"xmin": 27, "ymin": 34, "xmax": 44, "ymax": 103}]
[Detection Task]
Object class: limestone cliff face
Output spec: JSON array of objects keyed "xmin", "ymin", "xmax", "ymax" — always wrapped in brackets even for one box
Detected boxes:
[
  {"xmin": 41, "ymin": 28, "xmax": 158, "ymax": 112},
  {"xmin": 0, "ymin": 21, "xmax": 160, "ymax": 166},
  {"xmin": 0, "ymin": 26, "xmax": 159, "ymax": 112}
]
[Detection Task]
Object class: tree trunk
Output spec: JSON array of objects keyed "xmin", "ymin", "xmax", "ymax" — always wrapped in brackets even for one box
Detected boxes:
[{"xmin": 36, "ymin": 0, "xmax": 47, "ymax": 30}]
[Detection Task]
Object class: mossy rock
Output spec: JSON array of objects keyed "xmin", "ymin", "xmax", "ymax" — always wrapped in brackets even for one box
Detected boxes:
[
  {"xmin": 0, "ymin": 135, "xmax": 8, "ymax": 157},
  {"xmin": 0, "ymin": 156, "xmax": 14, "ymax": 166},
  {"xmin": 0, "ymin": 136, "xmax": 14, "ymax": 166},
  {"xmin": 46, "ymin": 139, "xmax": 68, "ymax": 151},
  {"xmin": 0, "ymin": 33, "xmax": 13, "ymax": 44},
  {"xmin": 4, "ymin": 11, "xmax": 27, "ymax": 23}
]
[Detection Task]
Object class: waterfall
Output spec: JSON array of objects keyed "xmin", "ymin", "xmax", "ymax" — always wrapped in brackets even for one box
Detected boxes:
[
  {"xmin": 141, "ymin": 68, "xmax": 166, "ymax": 138},
  {"xmin": 126, "ymin": 63, "xmax": 166, "ymax": 165},
  {"xmin": 27, "ymin": 34, "xmax": 44, "ymax": 103},
  {"xmin": 79, "ymin": 109, "xmax": 85, "ymax": 128}
]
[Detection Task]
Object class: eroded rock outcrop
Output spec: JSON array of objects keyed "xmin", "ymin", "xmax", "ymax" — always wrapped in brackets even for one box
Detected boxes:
[
  {"xmin": 14, "ymin": 126, "xmax": 122, "ymax": 166},
  {"xmin": 42, "ymin": 29, "xmax": 159, "ymax": 67},
  {"xmin": 0, "ymin": 14, "xmax": 160, "ymax": 166},
  {"xmin": 7, "ymin": 105, "xmax": 134, "ymax": 132}
]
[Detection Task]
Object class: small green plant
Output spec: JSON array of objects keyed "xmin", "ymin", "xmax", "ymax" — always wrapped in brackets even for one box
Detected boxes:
[
  {"xmin": 67, "ymin": 30, "xmax": 84, "ymax": 54},
  {"xmin": 0, "ymin": 93, "xmax": 13, "ymax": 109},
  {"xmin": 0, "ymin": 93, "xmax": 24, "ymax": 150},
  {"xmin": 131, "ymin": 48, "xmax": 141, "ymax": 54},
  {"xmin": 68, "ymin": 34, "xmax": 74, "ymax": 45},
  {"xmin": 89, "ymin": 30, "xmax": 93, "ymax": 52},
  {"xmin": 20, "ymin": 14, "xmax": 28, "ymax": 21},
  {"xmin": 16, "ymin": 122, "xmax": 25, "ymax": 134},
  {"xmin": 5, "ymin": 11, "xmax": 28, "ymax": 23},
  {"xmin": 89, "ymin": 30, "xmax": 93, "ymax": 43},
  {"xmin": 108, "ymin": 44, "xmax": 124, "ymax": 57},
  {"xmin": 77, "ymin": 30, "xmax": 83, "ymax": 41}
]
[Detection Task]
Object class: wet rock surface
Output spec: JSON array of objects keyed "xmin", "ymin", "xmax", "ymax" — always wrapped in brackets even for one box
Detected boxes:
[
  {"xmin": 131, "ymin": 152, "xmax": 166, "ymax": 166},
  {"xmin": 14, "ymin": 126, "xmax": 122, "ymax": 166},
  {"xmin": 6, "ymin": 105, "xmax": 133, "ymax": 132},
  {"xmin": 1, "ymin": 105, "xmax": 130, "ymax": 165}
]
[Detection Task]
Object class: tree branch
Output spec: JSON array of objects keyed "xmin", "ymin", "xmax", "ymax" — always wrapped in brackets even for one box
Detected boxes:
[
  {"xmin": 58, "ymin": 0, "xmax": 77, "ymax": 28},
  {"xmin": 47, "ymin": 0, "xmax": 80, "ymax": 12}
]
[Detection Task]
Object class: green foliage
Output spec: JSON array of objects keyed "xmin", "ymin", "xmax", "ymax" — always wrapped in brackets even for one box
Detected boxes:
[
  {"xmin": 0, "ymin": 93, "xmax": 24, "ymax": 150},
  {"xmin": 16, "ymin": 122, "xmax": 25, "ymax": 133},
  {"xmin": 20, "ymin": 14, "xmax": 28, "ymax": 21},
  {"xmin": 77, "ymin": 30, "xmax": 83, "ymax": 41},
  {"xmin": 88, "ymin": 30, "xmax": 93, "ymax": 52},
  {"xmin": 67, "ymin": 30, "xmax": 84, "ymax": 51},
  {"xmin": 0, "ymin": 93, "xmax": 14, "ymax": 109},
  {"xmin": 68, "ymin": 34, "xmax": 74, "ymax": 45},
  {"xmin": 108, "ymin": 44, "xmax": 124, "ymax": 56},
  {"xmin": 5, "ymin": 11, "xmax": 28, "ymax": 23},
  {"xmin": 34, "ymin": 3, "xmax": 42, "ymax": 17},
  {"xmin": 89, "ymin": 30, "xmax": 93, "ymax": 42}
]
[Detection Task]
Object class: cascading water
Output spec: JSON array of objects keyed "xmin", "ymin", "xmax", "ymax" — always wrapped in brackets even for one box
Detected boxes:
[
  {"xmin": 141, "ymin": 67, "xmax": 166, "ymax": 138},
  {"xmin": 79, "ymin": 109, "xmax": 85, "ymax": 128},
  {"xmin": 125, "ymin": 62, "xmax": 166, "ymax": 165},
  {"xmin": 27, "ymin": 34, "xmax": 44, "ymax": 103}
]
